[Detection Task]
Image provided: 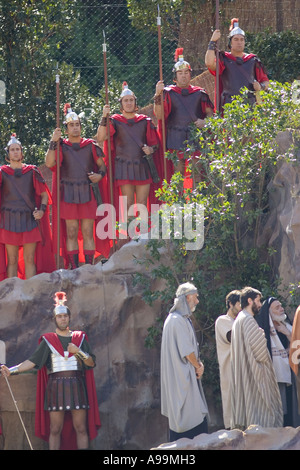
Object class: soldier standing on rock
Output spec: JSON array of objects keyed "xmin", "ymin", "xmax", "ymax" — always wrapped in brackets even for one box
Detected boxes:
[{"xmin": 0, "ymin": 291, "xmax": 100, "ymax": 450}]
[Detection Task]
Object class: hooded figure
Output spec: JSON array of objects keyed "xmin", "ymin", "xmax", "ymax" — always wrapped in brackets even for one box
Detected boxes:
[
  {"xmin": 256, "ymin": 297, "xmax": 300, "ymax": 426},
  {"xmin": 160, "ymin": 282, "xmax": 209, "ymax": 441}
]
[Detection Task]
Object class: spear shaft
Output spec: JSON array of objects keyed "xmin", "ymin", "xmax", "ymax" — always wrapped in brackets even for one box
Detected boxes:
[
  {"xmin": 157, "ymin": 6, "xmax": 167, "ymax": 180},
  {"xmin": 55, "ymin": 70, "xmax": 60, "ymax": 269},
  {"xmin": 102, "ymin": 32, "xmax": 115, "ymax": 251},
  {"xmin": 3, "ymin": 373, "xmax": 34, "ymax": 450},
  {"xmin": 215, "ymin": 0, "xmax": 220, "ymax": 112}
]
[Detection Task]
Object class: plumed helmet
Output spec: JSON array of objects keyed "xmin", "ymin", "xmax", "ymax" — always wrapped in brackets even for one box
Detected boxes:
[
  {"xmin": 228, "ymin": 18, "xmax": 245, "ymax": 38},
  {"xmin": 53, "ymin": 291, "xmax": 71, "ymax": 316},
  {"xmin": 119, "ymin": 81, "xmax": 137, "ymax": 107},
  {"xmin": 172, "ymin": 48, "xmax": 192, "ymax": 73},
  {"xmin": 4, "ymin": 133, "xmax": 23, "ymax": 162},
  {"xmin": 63, "ymin": 103, "xmax": 81, "ymax": 125},
  {"xmin": 6, "ymin": 133, "xmax": 22, "ymax": 148},
  {"xmin": 120, "ymin": 81, "xmax": 137, "ymax": 98}
]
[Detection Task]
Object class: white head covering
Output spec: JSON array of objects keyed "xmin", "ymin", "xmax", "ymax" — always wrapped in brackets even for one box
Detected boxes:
[{"xmin": 170, "ymin": 282, "xmax": 198, "ymax": 317}]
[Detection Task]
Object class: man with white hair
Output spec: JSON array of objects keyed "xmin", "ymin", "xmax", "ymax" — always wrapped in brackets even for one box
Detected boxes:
[{"xmin": 160, "ymin": 282, "xmax": 209, "ymax": 441}]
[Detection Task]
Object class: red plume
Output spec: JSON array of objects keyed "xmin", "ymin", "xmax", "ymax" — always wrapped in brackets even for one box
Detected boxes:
[
  {"xmin": 122, "ymin": 81, "xmax": 128, "ymax": 89},
  {"xmin": 54, "ymin": 291, "xmax": 67, "ymax": 306},
  {"xmin": 63, "ymin": 103, "xmax": 71, "ymax": 115},
  {"xmin": 174, "ymin": 48, "xmax": 184, "ymax": 62},
  {"xmin": 229, "ymin": 18, "xmax": 239, "ymax": 31},
  {"xmin": 11, "ymin": 132, "xmax": 17, "ymax": 137}
]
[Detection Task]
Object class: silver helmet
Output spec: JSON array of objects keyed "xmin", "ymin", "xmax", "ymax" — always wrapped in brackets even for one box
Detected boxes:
[
  {"xmin": 172, "ymin": 48, "xmax": 192, "ymax": 73},
  {"xmin": 228, "ymin": 18, "xmax": 245, "ymax": 38},
  {"xmin": 53, "ymin": 292, "xmax": 70, "ymax": 316}
]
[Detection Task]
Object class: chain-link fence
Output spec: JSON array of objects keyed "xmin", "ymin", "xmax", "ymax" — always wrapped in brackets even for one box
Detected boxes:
[{"xmin": 0, "ymin": 1, "xmax": 300, "ymax": 166}]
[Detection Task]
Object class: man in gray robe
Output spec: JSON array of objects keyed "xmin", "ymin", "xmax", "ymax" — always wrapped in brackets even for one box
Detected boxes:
[
  {"xmin": 160, "ymin": 282, "xmax": 209, "ymax": 441},
  {"xmin": 230, "ymin": 286, "xmax": 283, "ymax": 430}
]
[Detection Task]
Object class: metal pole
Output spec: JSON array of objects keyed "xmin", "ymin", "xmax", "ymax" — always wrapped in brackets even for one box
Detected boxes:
[
  {"xmin": 3, "ymin": 374, "xmax": 34, "ymax": 450},
  {"xmin": 157, "ymin": 5, "xmax": 167, "ymax": 180},
  {"xmin": 103, "ymin": 31, "xmax": 116, "ymax": 251},
  {"xmin": 215, "ymin": 0, "xmax": 220, "ymax": 113},
  {"xmin": 55, "ymin": 68, "xmax": 61, "ymax": 269}
]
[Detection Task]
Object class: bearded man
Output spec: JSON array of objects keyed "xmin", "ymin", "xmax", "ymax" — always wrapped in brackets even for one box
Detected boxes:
[
  {"xmin": 205, "ymin": 18, "xmax": 269, "ymax": 112},
  {"xmin": 256, "ymin": 297, "xmax": 300, "ymax": 427},
  {"xmin": 0, "ymin": 292, "xmax": 100, "ymax": 450},
  {"xmin": 160, "ymin": 282, "xmax": 209, "ymax": 441},
  {"xmin": 230, "ymin": 287, "xmax": 283, "ymax": 430}
]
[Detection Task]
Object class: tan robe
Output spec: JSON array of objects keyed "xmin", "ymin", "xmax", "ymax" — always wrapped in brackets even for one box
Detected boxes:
[
  {"xmin": 231, "ymin": 310, "xmax": 283, "ymax": 429},
  {"xmin": 215, "ymin": 314, "xmax": 234, "ymax": 428}
]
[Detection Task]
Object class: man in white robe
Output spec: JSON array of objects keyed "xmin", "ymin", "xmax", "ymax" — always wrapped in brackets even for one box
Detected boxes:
[
  {"xmin": 230, "ymin": 287, "xmax": 283, "ymax": 430},
  {"xmin": 256, "ymin": 297, "xmax": 300, "ymax": 427},
  {"xmin": 215, "ymin": 290, "xmax": 241, "ymax": 429},
  {"xmin": 160, "ymin": 282, "xmax": 209, "ymax": 441}
]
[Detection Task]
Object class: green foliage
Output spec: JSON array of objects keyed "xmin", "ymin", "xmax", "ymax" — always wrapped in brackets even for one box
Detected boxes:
[{"xmin": 246, "ymin": 30, "xmax": 300, "ymax": 83}]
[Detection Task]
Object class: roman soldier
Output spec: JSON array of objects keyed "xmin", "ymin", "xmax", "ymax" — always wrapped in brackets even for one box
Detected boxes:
[
  {"xmin": 154, "ymin": 48, "xmax": 213, "ymax": 180},
  {"xmin": 0, "ymin": 133, "xmax": 55, "ymax": 280},
  {"xmin": 45, "ymin": 104, "xmax": 110, "ymax": 269},
  {"xmin": 97, "ymin": 82, "xmax": 162, "ymax": 240},
  {"xmin": 205, "ymin": 18, "xmax": 269, "ymax": 112},
  {"xmin": 0, "ymin": 291, "xmax": 100, "ymax": 450}
]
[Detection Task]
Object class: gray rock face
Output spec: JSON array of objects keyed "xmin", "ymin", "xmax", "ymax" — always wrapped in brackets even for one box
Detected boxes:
[{"xmin": 0, "ymin": 239, "xmax": 167, "ymax": 450}]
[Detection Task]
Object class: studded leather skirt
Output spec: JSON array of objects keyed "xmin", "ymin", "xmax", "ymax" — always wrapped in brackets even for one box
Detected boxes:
[{"xmin": 45, "ymin": 370, "xmax": 89, "ymax": 412}]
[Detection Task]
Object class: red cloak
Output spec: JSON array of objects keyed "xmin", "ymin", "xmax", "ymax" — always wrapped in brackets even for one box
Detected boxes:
[
  {"xmin": 0, "ymin": 165, "xmax": 56, "ymax": 281},
  {"xmin": 50, "ymin": 138, "xmax": 111, "ymax": 267},
  {"xmin": 35, "ymin": 331, "xmax": 101, "ymax": 450}
]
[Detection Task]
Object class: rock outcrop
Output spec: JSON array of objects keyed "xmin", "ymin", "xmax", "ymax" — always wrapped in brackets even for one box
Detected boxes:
[{"xmin": 154, "ymin": 425, "xmax": 300, "ymax": 450}]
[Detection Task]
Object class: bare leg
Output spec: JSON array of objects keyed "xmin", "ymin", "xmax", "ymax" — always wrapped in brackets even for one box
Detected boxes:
[
  {"xmin": 135, "ymin": 184, "xmax": 150, "ymax": 207},
  {"xmin": 65, "ymin": 219, "xmax": 79, "ymax": 252},
  {"xmin": 71, "ymin": 409, "xmax": 89, "ymax": 449},
  {"xmin": 49, "ymin": 411, "xmax": 64, "ymax": 450},
  {"xmin": 174, "ymin": 158, "xmax": 185, "ymax": 176},
  {"xmin": 5, "ymin": 244, "xmax": 19, "ymax": 278},
  {"xmin": 120, "ymin": 184, "xmax": 135, "ymax": 213},
  {"xmin": 81, "ymin": 219, "xmax": 95, "ymax": 251},
  {"xmin": 23, "ymin": 242, "xmax": 37, "ymax": 278}
]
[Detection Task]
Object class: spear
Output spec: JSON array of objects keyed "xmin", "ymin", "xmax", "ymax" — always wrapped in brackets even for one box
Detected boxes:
[
  {"xmin": 157, "ymin": 5, "xmax": 167, "ymax": 180},
  {"xmin": 215, "ymin": 0, "xmax": 220, "ymax": 113},
  {"xmin": 55, "ymin": 66, "xmax": 61, "ymax": 269},
  {"xmin": 2, "ymin": 372, "xmax": 34, "ymax": 450},
  {"xmin": 102, "ymin": 31, "xmax": 115, "ymax": 250}
]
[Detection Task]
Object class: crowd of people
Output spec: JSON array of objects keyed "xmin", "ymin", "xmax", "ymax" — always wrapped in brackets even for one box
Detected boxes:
[
  {"xmin": 0, "ymin": 18, "xmax": 269, "ymax": 281},
  {"xmin": 1, "ymin": 17, "xmax": 293, "ymax": 450},
  {"xmin": 162, "ymin": 284, "xmax": 300, "ymax": 442}
]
